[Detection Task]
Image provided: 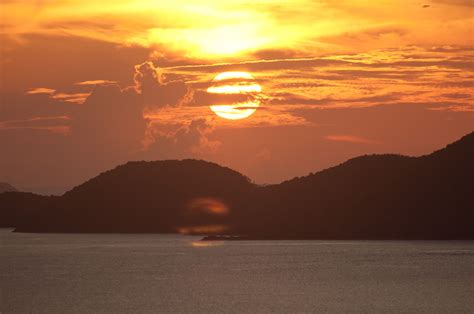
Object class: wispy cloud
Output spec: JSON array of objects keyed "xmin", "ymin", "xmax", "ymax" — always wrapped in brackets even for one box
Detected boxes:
[
  {"xmin": 0, "ymin": 116, "xmax": 71, "ymax": 134},
  {"xmin": 325, "ymin": 135, "xmax": 382, "ymax": 145},
  {"xmin": 51, "ymin": 93, "xmax": 90, "ymax": 104},
  {"xmin": 26, "ymin": 87, "xmax": 90, "ymax": 104},
  {"xmin": 26, "ymin": 88, "xmax": 56, "ymax": 95},
  {"xmin": 75, "ymin": 80, "xmax": 117, "ymax": 86}
]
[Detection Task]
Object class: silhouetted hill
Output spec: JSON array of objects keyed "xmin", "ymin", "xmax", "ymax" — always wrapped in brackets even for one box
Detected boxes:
[
  {"xmin": 1, "ymin": 133, "xmax": 473, "ymax": 239},
  {"xmin": 233, "ymin": 132, "xmax": 474, "ymax": 239},
  {"xmin": 10, "ymin": 160, "xmax": 255, "ymax": 233},
  {"xmin": 0, "ymin": 183, "xmax": 17, "ymax": 193},
  {"xmin": 0, "ymin": 192, "xmax": 57, "ymax": 228}
]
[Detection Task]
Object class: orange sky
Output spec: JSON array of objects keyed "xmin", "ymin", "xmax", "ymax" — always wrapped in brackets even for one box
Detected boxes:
[{"xmin": 1, "ymin": 0, "xmax": 473, "ymax": 193}]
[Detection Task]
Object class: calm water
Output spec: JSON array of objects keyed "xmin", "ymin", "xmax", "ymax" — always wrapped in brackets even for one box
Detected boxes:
[{"xmin": 1, "ymin": 230, "xmax": 473, "ymax": 313}]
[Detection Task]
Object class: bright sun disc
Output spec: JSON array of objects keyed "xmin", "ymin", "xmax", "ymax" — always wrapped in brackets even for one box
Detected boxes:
[{"xmin": 207, "ymin": 72, "xmax": 261, "ymax": 120}]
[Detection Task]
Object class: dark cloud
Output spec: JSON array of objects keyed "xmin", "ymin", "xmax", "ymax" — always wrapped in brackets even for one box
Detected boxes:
[
  {"xmin": 435, "ymin": 80, "xmax": 474, "ymax": 88},
  {"xmin": 167, "ymin": 46, "xmax": 473, "ymax": 80},
  {"xmin": 326, "ymin": 69, "xmax": 426, "ymax": 81},
  {"xmin": 75, "ymin": 80, "xmax": 117, "ymax": 86},
  {"xmin": 0, "ymin": 92, "xmax": 78, "ymax": 121},
  {"xmin": 432, "ymin": 0, "xmax": 474, "ymax": 6},
  {"xmin": 166, "ymin": 57, "xmax": 346, "ymax": 73},
  {"xmin": 2, "ymin": 84, "xmax": 149, "ymax": 192},
  {"xmin": 441, "ymin": 93, "xmax": 472, "ymax": 99},
  {"xmin": 0, "ymin": 64, "xmax": 204, "ymax": 192},
  {"xmin": 274, "ymin": 81, "xmax": 332, "ymax": 89},
  {"xmin": 428, "ymin": 46, "xmax": 474, "ymax": 53},
  {"xmin": 70, "ymin": 84, "xmax": 147, "ymax": 156},
  {"xmin": 190, "ymin": 90, "xmax": 256, "ymax": 107},
  {"xmin": 268, "ymin": 93, "xmax": 329, "ymax": 106},
  {"xmin": 267, "ymin": 92, "xmax": 412, "ymax": 106},
  {"xmin": 251, "ymin": 48, "xmax": 307, "ymax": 60},
  {"xmin": 384, "ymin": 59, "xmax": 474, "ymax": 71},
  {"xmin": 0, "ymin": 116, "xmax": 70, "ymax": 131},
  {"xmin": 319, "ymin": 26, "xmax": 408, "ymax": 46},
  {"xmin": 1, "ymin": 34, "xmax": 151, "ymax": 93},
  {"xmin": 40, "ymin": 20, "xmax": 117, "ymax": 31},
  {"xmin": 2, "ymin": 45, "xmax": 473, "ymax": 192},
  {"xmin": 134, "ymin": 61, "xmax": 191, "ymax": 107},
  {"xmin": 143, "ymin": 118, "xmax": 220, "ymax": 159}
]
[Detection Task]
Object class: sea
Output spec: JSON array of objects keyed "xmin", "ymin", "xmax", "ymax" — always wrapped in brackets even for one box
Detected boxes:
[{"xmin": 1, "ymin": 229, "xmax": 473, "ymax": 313}]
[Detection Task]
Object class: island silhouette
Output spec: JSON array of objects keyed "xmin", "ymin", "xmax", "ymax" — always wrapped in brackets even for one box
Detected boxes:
[{"xmin": 1, "ymin": 132, "xmax": 473, "ymax": 239}]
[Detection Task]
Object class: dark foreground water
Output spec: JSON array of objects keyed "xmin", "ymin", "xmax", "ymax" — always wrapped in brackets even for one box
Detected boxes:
[{"xmin": 1, "ymin": 230, "xmax": 473, "ymax": 313}]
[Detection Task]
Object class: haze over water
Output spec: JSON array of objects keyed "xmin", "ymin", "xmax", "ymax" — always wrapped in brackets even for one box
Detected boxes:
[{"xmin": 2, "ymin": 230, "xmax": 473, "ymax": 313}]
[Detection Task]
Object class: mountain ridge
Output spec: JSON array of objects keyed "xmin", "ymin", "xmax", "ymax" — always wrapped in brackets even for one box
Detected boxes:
[
  {"xmin": 0, "ymin": 183, "xmax": 17, "ymax": 193},
  {"xmin": 1, "ymin": 132, "xmax": 473, "ymax": 239}
]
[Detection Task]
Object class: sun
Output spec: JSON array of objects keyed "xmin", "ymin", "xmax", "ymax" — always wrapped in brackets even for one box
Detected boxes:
[{"xmin": 207, "ymin": 72, "xmax": 262, "ymax": 120}]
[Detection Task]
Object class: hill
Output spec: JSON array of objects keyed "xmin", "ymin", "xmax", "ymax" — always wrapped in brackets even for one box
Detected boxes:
[
  {"xmin": 1, "ymin": 133, "xmax": 473, "ymax": 239},
  {"xmin": 0, "ymin": 183, "xmax": 17, "ymax": 193},
  {"xmin": 233, "ymin": 132, "xmax": 473, "ymax": 239},
  {"xmin": 7, "ymin": 160, "xmax": 254, "ymax": 233}
]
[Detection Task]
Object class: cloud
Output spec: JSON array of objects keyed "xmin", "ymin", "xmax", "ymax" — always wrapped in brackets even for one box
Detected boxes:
[
  {"xmin": 436, "ymin": 80, "xmax": 474, "ymax": 88},
  {"xmin": 0, "ymin": 116, "xmax": 70, "ymax": 125},
  {"xmin": 427, "ymin": 105, "xmax": 474, "ymax": 112},
  {"xmin": 70, "ymin": 84, "xmax": 147, "ymax": 156},
  {"xmin": 50, "ymin": 92, "xmax": 90, "ymax": 104},
  {"xmin": 2, "ymin": 46, "xmax": 473, "ymax": 192},
  {"xmin": 75, "ymin": 80, "xmax": 117, "ymax": 86},
  {"xmin": 325, "ymin": 69, "xmax": 425, "ymax": 81},
  {"xmin": 134, "ymin": 61, "xmax": 191, "ymax": 107},
  {"xmin": 441, "ymin": 93, "xmax": 472, "ymax": 100},
  {"xmin": 267, "ymin": 91, "xmax": 415, "ymax": 108},
  {"xmin": 164, "ymin": 57, "xmax": 344, "ymax": 73},
  {"xmin": 190, "ymin": 90, "xmax": 257, "ymax": 107},
  {"xmin": 25, "ymin": 87, "xmax": 90, "ymax": 104},
  {"xmin": 251, "ymin": 48, "xmax": 307, "ymax": 60},
  {"xmin": 1, "ymin": 33, "xmax": 150, "ymax": 93},
  {"xmin": 26, "ymin": 88, "xmax": 56, "ymax": 95},
  {"xmin": 143, "ymin": 118, "xmax": 220, "ymax": 159},
  {"xmin": 1, "ymin": 92, "xmax": 77, "ymax": 122},
  {"xmin": 0, "ymin": 116, "xmax": 70, "ymax": 134},
  {"xmin": 40, "ymin": 20, "xmax": 118, "ymax": 32},
  {"xmin": 325, "ymin": 135, "xmax": 382, "ymax": 145},
  {"xmin": 1, "ymin": 73, "xmax": 201, "ymax": 192},
  {"xmin": 3, "ymin": 0, "xmax": 473, "ymax": 65},
  {"xmin": 319, "ymin": 26, "xmax": 409, "ymax": 48},
  {"xmin": 432, "ymin": 0, "xmax": 474, "ymax": 6},
  {"xmin": 6, "ymin": 84, "xmax": 150, "ymax": 191}
]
